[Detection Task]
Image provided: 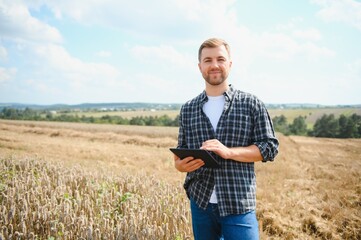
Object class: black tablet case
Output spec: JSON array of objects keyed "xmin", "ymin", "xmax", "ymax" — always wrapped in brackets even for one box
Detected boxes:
[{"xmin": 170, "ymin": 148, "xmax": 220, "ymax": 168}]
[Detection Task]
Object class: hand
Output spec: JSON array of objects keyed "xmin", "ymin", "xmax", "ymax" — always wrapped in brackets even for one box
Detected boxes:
[
  {"xmin": 173, "ymin": 154, "xmax": 205, "ymax": 172},
  {"xmin": 200, "ymin": 139, "xmax": 231, "ymax": 159}
]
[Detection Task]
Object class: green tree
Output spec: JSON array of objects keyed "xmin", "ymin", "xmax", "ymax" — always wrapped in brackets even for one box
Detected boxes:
[
  {"xmin": 100, "ymin": 115, "xmax": 113, "ymax": 123},
  {"xmin": 350, "ymin": 113, "xmax": 361, "ymax": 137},
  {"xmin": 130, "ymin": 116, "xmax": 146, "ymax": 126},
  {"xmin": 116, "ymin": 116, "xmax": 129, "ymax": 125},
  {"xmin": 158, "ymin": 115, "xmax": 173, "ymax": 126},
  {"xmin": 289, "ymin": 116, "xmax": 307, "ymax": 136},
  {"xmin": 1, "ymin": 108, "xmax": 20, "ymax": 119},
  {"xmin": 312, "ymin": 114, "xmax": 339, "ymax": 137},
  {"xmin": 272, "ymin": 115, "xmax": 290, "ymax": 135},
  {"xmin": 23, "ymin": 107, "xmax": 36, "ymax": 119},
  {"xmin": 172, "ymin": 115, "xmax": 180, "ymax": 127},
  {"xmin": 338, "ymin": 114, "xmax": 354, "ymax": 138}
]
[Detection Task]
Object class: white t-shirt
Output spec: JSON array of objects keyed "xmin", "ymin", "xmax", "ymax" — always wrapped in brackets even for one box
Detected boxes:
[{"xmin": 202, "ymin": 95, "xmax": 225, "ymax": 203}]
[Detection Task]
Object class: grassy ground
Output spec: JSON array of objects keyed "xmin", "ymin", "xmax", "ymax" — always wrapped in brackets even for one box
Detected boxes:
[{"xmin": 268, "ymin": 108, "xmax": 361, "ymax": 127}]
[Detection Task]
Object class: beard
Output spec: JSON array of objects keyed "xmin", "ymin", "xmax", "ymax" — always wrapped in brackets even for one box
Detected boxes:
[{"xmin": 203, "ymin": 71, "xmax": 228, "ymax": 86}]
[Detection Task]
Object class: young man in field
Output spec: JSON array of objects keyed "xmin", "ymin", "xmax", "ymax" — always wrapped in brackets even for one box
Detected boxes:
[{"xmin": 173, "ymin": 38, "xmax": 279, "ymax": 240}]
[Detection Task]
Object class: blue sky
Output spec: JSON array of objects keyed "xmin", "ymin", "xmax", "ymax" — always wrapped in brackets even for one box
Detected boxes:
[{"xmin": 1, "ymin": 0, "xmax": 361, "ymax": 105}]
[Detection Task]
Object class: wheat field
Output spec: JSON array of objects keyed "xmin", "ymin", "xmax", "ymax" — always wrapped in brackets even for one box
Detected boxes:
[{"xmin": 0, "ymin": 119, "xmax": 360, "ymax": 239}]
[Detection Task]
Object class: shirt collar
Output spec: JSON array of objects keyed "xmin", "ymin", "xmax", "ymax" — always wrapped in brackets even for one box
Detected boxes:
[
  {"xmin": 199, "ymin": 84, "xmax": 235, "ymax": 104},
  {"xmin": 223, "ymin": 84, "xmax": 235, "ymax": 102}
]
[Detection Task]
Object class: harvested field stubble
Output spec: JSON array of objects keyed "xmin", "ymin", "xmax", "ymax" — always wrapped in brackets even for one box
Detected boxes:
[
  {"xmin": 0, "ymin": 120, "xmax": 360, "ymax": 239},
  {"xmin": 256, "ymin": 135, "xmax": 361, "ymax": 239}
]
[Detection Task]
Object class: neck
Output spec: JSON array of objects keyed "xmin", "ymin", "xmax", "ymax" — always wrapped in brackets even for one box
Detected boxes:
[{"xmin": 205, "ymin": 81, "xmax": 229, "ymax": 96}]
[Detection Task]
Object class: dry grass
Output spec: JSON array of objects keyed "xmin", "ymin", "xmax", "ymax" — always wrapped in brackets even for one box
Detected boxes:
[
  {"xmin": 0, "ymin": 119, "xmax": 360, "ymax": 239},
  {"xmin": 0, "ymin": 157, "xmax": 191, "ymax": 239},
  {"xmin": 256, "ymin": 134, "xmax": 361, "ymax": 239}
]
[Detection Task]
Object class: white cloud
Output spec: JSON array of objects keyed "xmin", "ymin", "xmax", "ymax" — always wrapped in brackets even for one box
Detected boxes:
[
  {"xmin": 0, "ymin": 1, "xmax": 119, "ymax": 87},
  {"xmin": 275, "ymin": 17, "xmax": 304, "ymax": 31},
  {"xmin": 34, "ymin": 44, "xmax": 120, "ymax": 86},
  {"xmin": 20, "ymin": 0, "xmax": 240, "ymax": 41},
  {"xmin": 174, "ymin": 0, "xmax": 236, "ymax": 22},
  {"xmin": 0, "ymin": 1, "xmax": 63, "ymax": 43},
  {"xmin": 255, "ymin": 32, "xmax": 335, "ymax": 61},
  {"xmin": 311, "ymin": 0, "xmax": 361, "ymax": 30},
  {"xmin": 345, "ymin": 59, "xmax": 361, "ymax": 89},
  {"xmin": 300, "ymin": 42, "xmax": 335, "ymax": 58},
  {"xmin": 1, "ymin": 0, "xmax": 359, "ymax": 104},
  {"xmin": 26, "ymin": 0, "xmax": 196, "ymax": 36},
  {"xmin": 130, "ymin": 45, "xmax": 195, "ymax": 69},
  {"xmin": 258, "ymin": 33, "xmax": 299, "ymax": 60},
  {"xmin": 25, "ymin": 78, "xmax": 61, "ymax": 94},
  {"xmin": 347, "ymin": 58, "xmax": 361, "ymax": 73},
  {"xmin": 256, "ymin": 18, "xmax": 331, "ymax": 61},
  {"xmin": 292, "ymin": 28, "xmax": 322, "ymax": 41},
  {"xmin": 0, "ymin": 67, "xmax": 17, "ymax": 84},
  {"xmin": 0, "ymin": 46, "xmax": 7, "ymax": 60},
  {"xmin": 95, "ymin": 51, "xmax": 112, "ymax": 58}
]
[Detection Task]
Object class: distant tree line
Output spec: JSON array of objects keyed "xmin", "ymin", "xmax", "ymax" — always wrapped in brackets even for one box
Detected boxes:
[
  {"xmin": 272, "ymin": 114, "xmax": 361, "ymax": 138},
  {"xmin": 1, "ymin": 108, "xmax": 360, "ymax": 138},
  {"xmin": 0, "ymin": 108, "xmax": 179, "ymax": 127}
]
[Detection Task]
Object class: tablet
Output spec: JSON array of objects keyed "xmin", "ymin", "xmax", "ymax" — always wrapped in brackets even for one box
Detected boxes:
[{"xmin": 170, "ymin": 148, "xmax": 220, "ymax": 168}]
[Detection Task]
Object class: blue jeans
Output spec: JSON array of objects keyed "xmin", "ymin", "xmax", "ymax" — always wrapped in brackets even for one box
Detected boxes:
[{"xmin": 190, "ymin": 199, "xmax": 259, "ymax": 240}]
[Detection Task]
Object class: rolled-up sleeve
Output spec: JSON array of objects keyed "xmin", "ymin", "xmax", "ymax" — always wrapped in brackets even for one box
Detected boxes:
[
  {"xmin": 252, "ymin": 99, "xmax": 279, "ymax": 162},
  {"xmin": 254, "ymin": 138, "xmax": 279, "ymax": 162}
]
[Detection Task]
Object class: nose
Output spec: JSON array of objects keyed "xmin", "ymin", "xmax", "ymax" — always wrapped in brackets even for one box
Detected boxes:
[{"xmin": 210, "ymin": 59, "xmax": 219, "ymax": 68}]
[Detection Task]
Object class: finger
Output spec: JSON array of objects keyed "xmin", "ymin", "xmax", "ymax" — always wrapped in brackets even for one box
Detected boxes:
[
  {"xmin": 203, "ymin": 139, "xmax": 219, "ymax": 145},
  {"xmin": 183, "ymin": 156, "xmax": 195, "ymax": 162},
  {"xmin": 202, "ymin": 141, "xmax": 218, "ymax": 149},
  {"xmin": 192, "ymin": 162, "xmax": 205, "ymax": 171},
  {"xmin": 186, "ymin": 159, "xmax": 204, "ymax": 171},
  {"xmin": 176, "ymin": 157, "xmax": 195, "ymax": 171},
  {"xmin": 174, "ymin": 158, "xmax": 190, "ymax": 172},
  {"xmin": 187, "ymin": 159, "xmax": 203, "ymax": 166},
  {"xmin": 175, "ymin": 157, "xmax": 204, "ymax": 172}
]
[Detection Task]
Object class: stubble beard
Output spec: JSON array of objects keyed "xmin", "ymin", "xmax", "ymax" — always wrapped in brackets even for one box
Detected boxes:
[{"xmin": 204, "ymin": 72, "xmax": 228, "ymax": 86}]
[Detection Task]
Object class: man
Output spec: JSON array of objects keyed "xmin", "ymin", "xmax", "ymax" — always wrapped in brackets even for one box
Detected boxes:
[{"xmin": 173, "ymin": 38, "xmax": 279, "ymax": 240}]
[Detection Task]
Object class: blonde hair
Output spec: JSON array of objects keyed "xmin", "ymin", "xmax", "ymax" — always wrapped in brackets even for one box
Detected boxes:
[{"xmin": 198, "ymin": 38, "xmax": 231, "ymax": 62}]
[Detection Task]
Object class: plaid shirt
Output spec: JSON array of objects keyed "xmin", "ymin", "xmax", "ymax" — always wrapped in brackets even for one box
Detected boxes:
[{"xmin": 177, "ymin": 84, "xmax": 279, "ymax": 217}]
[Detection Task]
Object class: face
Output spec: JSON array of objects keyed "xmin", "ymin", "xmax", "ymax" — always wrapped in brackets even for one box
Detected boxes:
[{"xmin": 198, "ymin": 45, "xmax": 232, "ymax": 86}]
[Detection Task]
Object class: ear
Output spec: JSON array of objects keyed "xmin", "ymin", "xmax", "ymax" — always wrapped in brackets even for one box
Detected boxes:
[{"xmin": 198, "ymin": 62, "xmax": 202, "ymax": 72}]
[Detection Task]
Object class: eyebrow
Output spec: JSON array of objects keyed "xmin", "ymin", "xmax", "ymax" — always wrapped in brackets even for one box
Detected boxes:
[
  {"xmin": 202, "ymin": 56, "xmax": 226, "ymax": 61},
  {"xmin": 202, "ymin": 57, "xmax": 212, "ymax": 61}
]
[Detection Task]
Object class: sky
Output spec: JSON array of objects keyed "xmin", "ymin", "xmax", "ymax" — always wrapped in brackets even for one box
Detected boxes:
[{"xmin": 0, "ymin": 0, "xmax": 361, "ymax": 105}]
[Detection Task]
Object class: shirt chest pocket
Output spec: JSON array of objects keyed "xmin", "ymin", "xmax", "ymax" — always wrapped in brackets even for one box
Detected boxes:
[{"xmin": 223, "ymin": 112, "xmax": 253, "ymax": 146}]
